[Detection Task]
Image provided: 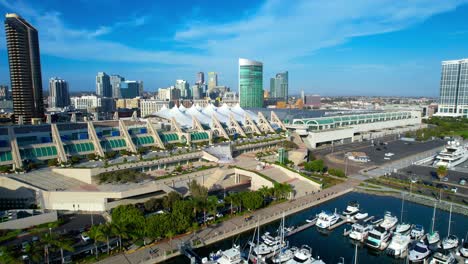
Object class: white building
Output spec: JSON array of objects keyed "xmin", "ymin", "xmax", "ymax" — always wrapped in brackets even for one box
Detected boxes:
[
  {"xmin": 70, "ymin": 95, "xmax": 114, "ymax": 112},
  {"xmin": 175, "ymin": 80, "xmax": 190, "ymax": 98},
  {"xmin": 436, "ymin": 58, "xmax": 468, "ymax": 117},
  {"xmin": 140, "ymin": 99, "xmax": 170, "ymax": 117}
]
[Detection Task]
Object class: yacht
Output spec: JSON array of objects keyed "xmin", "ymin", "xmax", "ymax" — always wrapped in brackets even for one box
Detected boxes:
[
  {"xmin": 428, "ymin": 251, "xmax": 456, "ymax": 264},
  {"xmin": 441, "ymin": 204, "xmax": 459, "ymax": 250},
  {"xmin": 343, "ymin": 201, "xmax": 360, "ymax": 216},
  {"xmin": 379, "ymin": 211, "xmax": 398, "ymax": 231},
  {"xmin": 408, "ymin": 242, "xmax": 431, "ymax": 262},
  {"xmin": 366, "ymin": 226, "xmax": 391, "ymax": 250},
  {"xmin": 386, "ymin": 233, "xmax": 411, "ymax": 258},
  {"xmin": 315, "ymin": 210, "xmax": 340, "ymax": 229},
  {"xmin": 427, "ymin": 202, "xmax": 440, "ymax": 246},
  {"xmin": 272, "ymin": 246, "xmax": 298, "ymax": 263},
  {"xmin": 395, "ymin": 223, "xmax": 411, "ymax": 234},
  {"xmin": 459, "ymin": 239, "xmax": 468, "ymax": 258},
  {"xmin": 349, "ymin": 222, "xmax": 373, "ymax": 242},
  {"xmin": 354, "ymin": 212, "xmax": 368, "ymax": 221},
  {"xmin": 433, "ymin": 140, "xmax": 468, "ymax": 168},
  {"xmin": 253, "ymin": 233, "xmax": 284, "ymax": 257},
  {"xmin": 410, "ymin": 225, "xmax": 425, "ymax": 240},
  {"xmin": 285, "ymin": 245, "xmax": 325, "ymax": 264},
  {"xmin": 202, "ymin": 245, "xmax": 248, "ymax": 264}
]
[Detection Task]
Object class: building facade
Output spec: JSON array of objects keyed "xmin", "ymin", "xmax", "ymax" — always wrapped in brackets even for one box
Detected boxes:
[
  {"xmin": 191, "ymin": 84, "xmax": 203, "ymax": 100},
  {"xmin": 270, "ymin": 71, "xmax": 288, "ymax": 100},
  {"xmin": 175, "ymin": 80, "xmax": 190, "ymax": 99},
  {"xmin": 5, "ymin": 13, "xmax": 45, "ymax": 124},
  {"xmin": 437, "ymin": 58, "xmax": 468, "ymax": 117},
  {"xmin": 71, "ymin": 95, "xmax": 115, "ymax": 112},
  {"xmin": 197, "ymin": 72, "xmax": 204, "ymax": 85},
  {"xmin": 48, "ymin": 77, "xmax": 70, "ymax": 108},
  {"xmin": 304, "ymin": 94, "xmax": 321, "ymax": 108},
  {"xmin": 120, "ymin": 80, "xmax": 141, "ymax": 99},
  {"xmin": 140, "ymin": 99, "xmax": 171, "ymax": 117},
  {"xmin": 110, "ymin": 74, "xmax": 125, "ymax": 99},
  {"xmin": 207, "ymin": 72, "xmax": 218, "ymax": 92},
  {"xmin": 116, "ymin": 98, "xmax": 140, "ymax": 109},
  {"xmin": 239, "ymin": 58, "xmax": 263, "ymax": 108},
  {"xmin": 0, "ymin": 85, "xmax": 9, "ymax": 100},
  {"xmin": 96, "ymin": 72, "xmax": 112, "ymax": 97}
]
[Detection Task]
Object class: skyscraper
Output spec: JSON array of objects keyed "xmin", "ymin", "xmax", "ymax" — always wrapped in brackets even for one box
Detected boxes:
[
  {"xmin": 208, "ymin": 72, "xmax": 218, "ymax": 92},
  {"xmin": 438, "ymin": 59, "xmax": 468, "ymax": 117},
  {"xmin": 120, "ymin": 80, "xmax": 141, "ymax": 99},
  {"xmin": 110, "ymin": 74, "xmax": 125, "ymax": 98},
  {"xmin": 96, "ymin": 72, "xmax": 112, "ymax": 97},
  {"xmin": 48, "ymin": 77, "xmax": 70, "ymax": 108},
  {"xmin": 5, "ymin": 13, "xmax": 45, "ymax": 124},
  {"xmin": 197, "ymin": 72, "xmax": 204, "ymax": 85},
  {"xmin": 176, "ymin": 80, "xmax": 190, "ymax": 98},
  {"xmin": 0, "ymin": 85, "xmax": 9, "ymax": 100},
  {"xmin": 270, "ymin": 71, "xmax": 288, "ymax": 100},
  {"xmin": 239, "ymin": 58, "xmax": 263, "ymax": 108}
]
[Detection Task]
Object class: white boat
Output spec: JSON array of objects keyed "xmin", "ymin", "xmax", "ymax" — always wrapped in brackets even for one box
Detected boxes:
[
  {"xmin": 285, "ymin": 245, "xmax": 325, "ymax": 264},
  {"xmin": 202, "ymin": 245, "xmax": 248, "ymax": 264},
  {"xmin": 386, "ymin": 233, "xmax": 411, "ymax": 257},
  {"xmin": 379, "ymin": 211, "xmax": 398, "ymax": 231},
  {"xmin": 428, "ymin": 251, "xmax": 456, "ymax": 264},
  {"xmin": 354, "ymin": 212, "xmax": 368, "ymax": 220},
  {"xmin": 349, "ymin": 222, "xmax": 373, "ymax": 242},
  {"xmin": 272, "ymin": 246, "xmax": 297, "ymax": 263},
  {"xmin": 427, "ymin": 202, "xmax": 440, "ymax": 245},
  {"xmin": 410, "ymin": 224, "xmax": 425, "ymax": 240},
  {"xmin": 254, "ymin": 233, "xmax": 284, "ymax": 256},
  {"xmin": 459, "ymin": 239, "xmax": 468, "ymax": 258},
  {"xmin": 366, "ymin": 226, "xmax": 391, "ymax": 250},
  {"xmin": 343, "ymin": 201, "xmax": 360, "ymax": 216},
  {"xmin": 441, "ymin": 204, "xmax": 459, "ymax": 250},
  {"xmin": 408, "ymin": 242, "xmax": 431, "ymax": 262},
  {"xmin": 315, "ymin": 210, "xmax": 340, "ymax": 229},
  {"xmin": 395, "ymin": 223, "xmax": 411, "ymax": 234},
  {"xmin": 433, "ymin": 140, "xmax": 468, "ymax": 168}
]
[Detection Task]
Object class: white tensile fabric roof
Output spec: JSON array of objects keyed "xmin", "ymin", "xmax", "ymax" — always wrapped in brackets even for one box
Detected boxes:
[{"xmin": 153, "ymin": 103, "xmax": 258, "ymax": 128}]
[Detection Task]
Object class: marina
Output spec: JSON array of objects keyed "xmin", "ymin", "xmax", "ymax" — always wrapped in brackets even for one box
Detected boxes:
[{"xmin": 163, "ymin": 192, "xmax": 468, "ymax": 264}]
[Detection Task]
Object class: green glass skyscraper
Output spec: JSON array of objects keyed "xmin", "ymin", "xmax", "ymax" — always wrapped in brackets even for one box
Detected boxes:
[{"xmin": 239, "ymin": 58, "xmax": 263, "ymax": 108}]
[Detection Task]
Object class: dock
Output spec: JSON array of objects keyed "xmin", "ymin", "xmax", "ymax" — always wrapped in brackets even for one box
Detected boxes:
[{"xmin": 286, "ymin": 218, "xmax": 317, "ymax": 237}]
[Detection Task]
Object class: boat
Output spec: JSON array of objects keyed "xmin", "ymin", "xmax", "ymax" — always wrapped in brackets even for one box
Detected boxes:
[
  {"xmin": 202, "ymin": 245, "xmax": 248, "ymax": 264},
  {"xmin": 354, "ymin": 212, "xmax": 368, "ymax": 221},
  {"xmin": 427, "ymin": 202, "xmax": 440, "ymax": 246},
  {"xmin": 284, "ymin": 245, "xmax": 325, "ymax": 264},
  {"xmin": 365, "ymin": 226, "xmax": 391, "ymax": 250},
  {"xmin": 379, "ymin": 211, "xmax": 398, "ymax": 231},
  {"xmin": 272, "ymin": 246, "xmax": 298, "ymax": 263},
  {"xmin": 433, "ymin": 140, "xmax": 468, "ymax": 168},
  {"xmin": 386, "ymin": 233, "xmax": 411, "ymax": 258},
  {"xmin": 460, "ymin": 239, "xmax": 468, "ymax": 258},
  {"xmin": 408, "ymin": 242, "xmax": 431, "ymax": 262},
  {"xmin": 395, "ymin": 193, "xmax": 411, "ymax": 235},
  {"xmin": 254, "ymin": 232, "xmax": 284, "ymax": 256},
  {"xmin": 315, "ymin": 210, "xmax": 340, "ymax": 229},
  {"xmin": 441, "ymin": 204, "xmax": 459, "ymax": 250},
  {"xmin": 410, "ymin": 225, "xmax": 425, "ymax": 240},
  {"xmin": 305, "ymin": 217, "xmax": 316, "ymax": 223},
  {"xmin": 343, "ymin": 201, "xmax": 360, "ymax": 216},
  {"xmin": 428, "ymin": 251, "xmax": 456, "ymax": 264},
  {"xmin": 349, "ymin": 222, "xmax": 373, "ymax": 242}
]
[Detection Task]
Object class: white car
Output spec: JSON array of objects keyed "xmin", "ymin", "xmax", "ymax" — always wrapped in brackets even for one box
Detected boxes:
[
  {"xmin": 451, "ymin": 187, "xmax": 458, "ymax": 193},
  {"xmin": 81, "ymin": 233, "xmax": 91, "ymax": 242}
]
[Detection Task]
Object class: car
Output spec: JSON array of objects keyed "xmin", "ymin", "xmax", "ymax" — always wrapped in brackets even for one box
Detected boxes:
[
  {"xmin": 205, "ymin": 215, "xmax": 215, "ymax": 221},
  {"xmin": 442, "ymin": 177, "xmax": 449, "ymax": 182},
  {"xmin": 31, "ymin": 236, "xmax": 39, "ymax": 242},
  {"xmin": 459, "ymin": 179, "xmax": 466, "ymax": 185},
  {"xmin": 216, "ymin": 212, "xmax": 223, "ymax": 218},
  {"xmin": 244, "ymin": 215, "xmax": 254, "ymax": 222},
  {"xmin": 442, "ymin": 185, "xmax": 449, "ymax": 191},
  {"xmin": 81, "ymin": 233, "xmax": 90, "ymax": 242},
  {"xmin": 451, "ymin": 187, "xmax": 458, "ymax": 193}
]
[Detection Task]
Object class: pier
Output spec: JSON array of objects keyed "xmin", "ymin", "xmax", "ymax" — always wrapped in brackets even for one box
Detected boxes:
[{"xmin": 285, "ymin": 218, "xmax": 317, "ymax": 237}]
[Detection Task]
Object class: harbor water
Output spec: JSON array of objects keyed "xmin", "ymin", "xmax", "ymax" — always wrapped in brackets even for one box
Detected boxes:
[{"xmin": 163, "ymin": 192, "xmax": 467, "ymax": 264}]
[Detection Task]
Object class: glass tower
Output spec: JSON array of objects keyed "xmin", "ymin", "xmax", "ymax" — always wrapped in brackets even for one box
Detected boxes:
[
  {"xmin": 439, "ymin": 59, "xmax": 468, "ymax": 117},
  {"xmin": 239, "ymin": 58, "xmax": 263, "ymax": 108},
  {"xmin": 270, "ymin": 71, "xmax": 288, "ymax": 100}
]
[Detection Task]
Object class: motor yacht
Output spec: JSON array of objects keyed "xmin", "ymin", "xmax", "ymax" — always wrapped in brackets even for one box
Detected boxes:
[
  {"xmin": 202, "ymin": 245, "xmax": 248, "ymax": 264},
  {"xmin": 272, "ymin": 246, "xmax": 298, "ymax": 263},
  {"xmin": 343, "ymin": 201, "xmax": 360, "ymax": 216},
  {"xmin": 410, "ymin": 224, "xmax": 425, "ymax": 240},
  {"xmin": 428, "ymin": 251, "xmax": 456, "ymax": 264},
  {"xmin": 408, "ymin": 242, "xmax": 431, "ymax": 262},
  {"xmin": 354, "ymin": 212, "xmax": 368, "ymax": 221},
  {"xmin": 349, "ymin": 222, "xmax": 373, "ymax": 242},
  {"xmin": 386, "ymin": 233, "xmax": 411, "ymax": 258},
  {"xmin": 366, "ymin": 226, "xmax": 391, "ymax": 250},
  {"xmin": 285, "ymin": 245, "xmax": 325, "ymax": 264},
  {"xmin": 315, "ymin": 210, "xmax": 340, "ymax": 229},
  {"xmin": 460, "ymin": 239, "xmax": 468, "ymax": 258},
  {"xmin": 441, "ymin": 235, "xmax": 459, "ymax": 250},
  {"xmin": 433, "ymin": 140, "xmax": 468, "ymax": 168},
  {"xmin": 379, "ymin": 211, "xmax": 398, "ymax": 231},
  {"xmin": 395, "ymin": 223, "xmax": 412, "ymax": 234}
]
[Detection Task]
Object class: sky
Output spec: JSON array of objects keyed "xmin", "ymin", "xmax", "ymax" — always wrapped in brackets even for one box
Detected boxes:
[{"xmin": 1, "ymin": 0, "xmax": 468, "ymax": 97}]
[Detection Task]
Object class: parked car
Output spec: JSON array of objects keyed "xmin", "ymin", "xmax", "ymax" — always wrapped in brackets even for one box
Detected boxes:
[
  {"xmin": 81, "ymin": 233, "xmax": 90, "ymax": 242},
  {"xmin": 451, "ymin": 187, "xmax": 458, "ymax": 193},
  {"xmin": 443, "ymin": 177, "xmax": 449, "ymax": 182},
  {"xmin": 459, "ymin": 179, "xmax": 466, "ymax": 185}
]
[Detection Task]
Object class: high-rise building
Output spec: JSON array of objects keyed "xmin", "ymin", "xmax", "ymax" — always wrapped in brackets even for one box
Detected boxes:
[
  {"xmin": 239, "ymin": 58, "xmax": 263, "ymax": 108},
  {"xmin": 197, "ymin": 72, "xmax": 204, "ymax": 85},
  {"xmin": 96, "ymin": 72, "xmax": 112, "ymax": 97},
  {"xmin": 70, "ymin": 95, "xmax": 115, "ymax": 112},
  {"xmin": 110, "ymin": 74, "xmax": 125, "ymax": 98},
  {"xmin": 5, "ymin": 13, "xmax": 45, "ymax": 124},
  {"xmin": 120, "ymin": 80, "xmax": 141, "ymax": 99},
  {"xmin": 437, "ymin": 59, "xmax": 468, "ymax": 117},
  {"xmin": 0, "ymin": 85, "xmax": 9, "ymax": 100},
  {"xmin": 270, "ymin": 71, "xmax": 288, "ymax": 100},
  {"xmin": 208, "ymin": 72, "xmax": 218, "ymax": 91},
  {"xmin": 48, "ymin": 77, "xmax": 70, "ymax": 108},
  {"xmin": 191, "ymin": 84, "xmax": 203, "ymax": 99},
  {"xmin": 175, "ymin": 80, "xmax": 190, "ymax": 98}
]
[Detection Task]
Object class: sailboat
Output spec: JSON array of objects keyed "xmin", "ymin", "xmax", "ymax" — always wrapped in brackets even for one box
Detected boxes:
[
  {"xmin": 272, "ymin": 213, "xmax": 296, "ymax": 263},
  {"xmin": 441, "ymin": 204, "xmax": 459, "ymax": 250},
  {"xmin": 395, "ymin": 193, "xmax": 411, "ymax": 234},
  {"xmin": 427, "ymin": 201, "xmax": 440, "ymax": 246}
]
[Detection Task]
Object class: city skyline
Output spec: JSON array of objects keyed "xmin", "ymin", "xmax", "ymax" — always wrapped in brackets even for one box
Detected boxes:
[{"xmin": 1, "ymin": 1, "xmax": 468, "ymax": 96}]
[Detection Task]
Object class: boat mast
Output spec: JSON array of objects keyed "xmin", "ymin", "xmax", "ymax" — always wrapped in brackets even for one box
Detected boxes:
[
  {"xmin": 447, "ymin": 204, "xmax": 452, "ymax": 237},
  {"xmin": 353, "ymin": 243, "xmax": 358, "ymax": 264},
  {"xmin": 400, "ymin": 193, "xmax": 405, "ymax": 222},
  {"xmin": 431, "ymin": 201, "xmax": 437, "ymax": 233}
]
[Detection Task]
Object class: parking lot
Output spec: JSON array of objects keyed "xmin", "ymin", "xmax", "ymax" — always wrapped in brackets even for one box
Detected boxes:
[{"xmin": 361, "ymin": 139, "xmax": 445, "ymax": 166}]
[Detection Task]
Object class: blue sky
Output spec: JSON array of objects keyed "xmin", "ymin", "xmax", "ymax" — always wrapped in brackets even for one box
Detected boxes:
[{"xmin": 1, "ymin": 0, "xmax": 468, "ymax": 96}]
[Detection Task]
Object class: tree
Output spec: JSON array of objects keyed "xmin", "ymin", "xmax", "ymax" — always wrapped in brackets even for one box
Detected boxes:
[
  {"xmin": 304, "ymin": 159, "xmax": 324, "ymax": 172},
  {"xmin": 111, "ymin": 205, "xmax": 145, "ymax": 240},
  {"xmin": 144, "ymin": 198, "xmax": 162, "ymax": 212},
  {"xmin": 99, "ymin": 223, "xmax": 113, "ymax": 255},
  {"xmin": 24, "ymin": 241, "xmax": 43, "ymax": 263},
  {"xmin": 87, "ymin": 153, "xmax": 97, "ymax": 160},
  {"xmin": 87, "ymin": 225, "xmax": 105, "ymax": 258},
  {"xmin": 53, "ymin": 235, "xmax": 74, "ymax": 264},
  {"xmin": 162, "ymin": 191, "xmax": 182, "ymax": 210},
  {"xmin": 41, "ymin": 233, "xmax": 57, "ymax": 264},
  {"xmin": 109, "ymin": 220, "xmax": 128, "ymax": 252},
  {"xmin": 170, "ymin": 200, "xmax": 194, "ymax": 233},
  {"xmin": 436, "ymin": 166, "xmax": 448, "ymax": 180},
  {"xmin": 188, "ymin": 180, "xmax": 208, "ymax": 200},
  {"xmin": 0, "ymin": 246, "xmax": 21, "ymax": 263},
  {"xmin": 47, "ymin": 159, "xmax": 58, "ymax": 167},
  {"xmin": 241, "ymin": 192, "xmax": 263, "ymax": 211},
  {"xmin": 258, "ymin": 186, "xmax": 271, "ymax": 206},
  {"xmin": 145, "ymin": 213, "xmax": 171, "ymax": 239}
]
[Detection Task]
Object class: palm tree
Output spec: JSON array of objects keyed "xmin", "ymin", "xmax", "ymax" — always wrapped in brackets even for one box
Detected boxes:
[
  {"xmin": 52, "ymin": 236, "xmax": 74, "ymax": 264},
  {"xmin": 258, "ymin": 186, "xmax": 271, "ymax": 205},
  {"xmin": 110, "ymin": 221, "xmax": 128, "ymax": 251},
  {"xmin": 100, "ymin": 223, "xmax": 113, "ymax": 254},
  {"xmin": 0, "ymin": 246, "xmax": 21, "ymax": 264},
  {"xmin": 41, "ymin": 233, "xmax": 57, "ymax": 264},
  {"xmin": 24, "ymin": 241, "xmax": 44, "ymax": 263},
  {"xmin": 436, "ymin": 165, "xmax": 448, "ymax": 180},
  {"xmin": 87, "ymin": 225, "xmax": 105, "ymax": 259}
]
